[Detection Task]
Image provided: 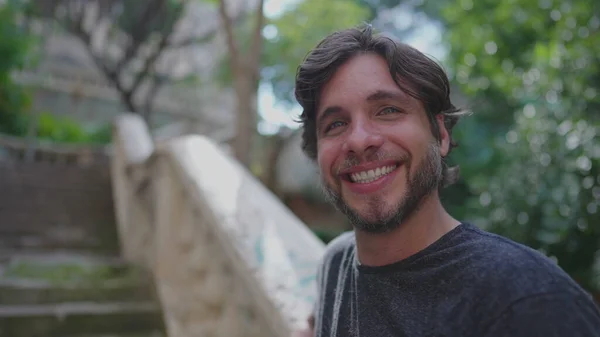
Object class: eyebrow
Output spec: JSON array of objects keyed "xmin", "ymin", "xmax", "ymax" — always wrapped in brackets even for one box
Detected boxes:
[{"xmin": 366, "ymin": 89, "xmax": 410, "ymax": 104}]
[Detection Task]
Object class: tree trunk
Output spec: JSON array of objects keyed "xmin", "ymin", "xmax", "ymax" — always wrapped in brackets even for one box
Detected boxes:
[
  {"xmin": 263, "ymin": 132, "xmax": 290, "ymax": 196},
  {"xmin": 219, "ymin": 0, "xmax": 265, "ymax": 168},
  {"xmin": 120, "ymin": 91, "xmax": 137, "ymax": 114},
  {"xmin": 232, "ymin": 77, "xmax": 257, "ymax": 168}
]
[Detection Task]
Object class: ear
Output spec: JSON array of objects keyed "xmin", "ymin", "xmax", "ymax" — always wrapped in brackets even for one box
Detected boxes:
[{"xmin": 435, "ymin": 114, "xmax": 451, "ymax": 157}]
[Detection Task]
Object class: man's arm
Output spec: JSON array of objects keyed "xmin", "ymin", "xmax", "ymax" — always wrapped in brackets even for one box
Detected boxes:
[
  {"xmin": 482, "ymin": 291, "xmax": 600, "ymax": 337},
  {"xmin": 291, "ymin": 314, "xmax": 315, "ymax": 337}
]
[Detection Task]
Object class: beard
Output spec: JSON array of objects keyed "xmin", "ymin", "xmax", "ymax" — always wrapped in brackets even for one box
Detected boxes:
[{"xmin": 321, "ymin": 142, "xmax": 443, "ymax": 234}]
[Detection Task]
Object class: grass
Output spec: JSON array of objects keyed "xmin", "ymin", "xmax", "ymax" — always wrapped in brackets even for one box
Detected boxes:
[{"xmin": 2, "ymin": 261, "xmax": 143, "ymax": 287}]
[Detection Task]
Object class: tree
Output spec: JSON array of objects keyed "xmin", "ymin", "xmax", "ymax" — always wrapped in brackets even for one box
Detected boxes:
[
  {"xmin": 0, "ymin": 1, "xmax": 33, "ymax": 136},
  {"xmin": 428, "ymin": 0, "xmax": 600, "ymax": 293},
  {"xmin": 22, "ymin": 0, "xmax": 237, "ymax": 122},
  {"xmin": 218, "ymin": 0, "xmax": 266, "ymax": 168}
]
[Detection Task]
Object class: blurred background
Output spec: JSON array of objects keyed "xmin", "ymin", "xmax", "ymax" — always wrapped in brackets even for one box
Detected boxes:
[{"xmin": 0, "ymin": 0, "xmax": 598, "ymax": 329}]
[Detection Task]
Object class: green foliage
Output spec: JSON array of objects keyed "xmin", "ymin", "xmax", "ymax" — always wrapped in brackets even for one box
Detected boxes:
[
  {"xmin": 116, "ymin": 0, "xmax": 184, "ymax": 39},
  {"xmin": 312, "ymin": 228, "xmax": 347, "ymax": 244},
  {"xmin": 0, "ymin": 1, "xmax": 34, "ymax": 135},
  {"xmin": 86, "ymin": 123, "xmax": 113, "ymax": 144},
  {"xmin": 35, "ymin": 112, "xmax": 112, "ymax": 145},
  {"xmin": 0, "ymin": 2, "xmax": 111, "ymax": 145},
  {"xmin": 433, "ymin": 0, "xmax": 600, "ymax": 292},
  {"xmin": 263, "ymin": 0, "xmax": 369, "ymax": 102},
  {"xmin": 353, "ymin": 0, "xmax": 405, "ymax": 20},
  {"xmin": 37, "ymin": 113, "xmax": 87, "ymax": 142}
]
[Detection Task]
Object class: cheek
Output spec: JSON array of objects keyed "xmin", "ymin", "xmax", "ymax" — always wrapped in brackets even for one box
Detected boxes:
[{"xmin": 317, "ymin": 141, "xmax": 341, "ymax": 181}]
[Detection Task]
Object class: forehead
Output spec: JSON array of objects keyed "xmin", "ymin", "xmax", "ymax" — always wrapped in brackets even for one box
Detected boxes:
[{"xmin": 317, "ymin": 53, "xmax": 409, "ymax": 114}]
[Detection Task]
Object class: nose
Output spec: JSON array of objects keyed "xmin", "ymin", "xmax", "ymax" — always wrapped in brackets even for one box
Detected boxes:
[{"xmin": 341, "ymin": 119, "xmax": 384, "ymax": 158}]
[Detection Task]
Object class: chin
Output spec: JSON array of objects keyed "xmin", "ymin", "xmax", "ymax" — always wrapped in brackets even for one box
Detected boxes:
[
  {"xmin": 346, "ymin": 192, "xmax": 401, "ymax": 213},
  {"xmin": 345, "ymin": 200, "xmax": 403, "ymax": 234}
]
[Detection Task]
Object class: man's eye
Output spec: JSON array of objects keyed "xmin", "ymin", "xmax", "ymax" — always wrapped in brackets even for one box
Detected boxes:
[
  {"xmin": 325, "ymin": 121, "xmax": 346, "ymax": 133},
  {"xmin": 378, "ymin": 107, "xmax": 401, "ymax": 115}
]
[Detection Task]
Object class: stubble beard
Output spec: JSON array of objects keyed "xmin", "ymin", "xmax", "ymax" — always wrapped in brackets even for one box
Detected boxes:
[{"xmin": 321, "ymin": 143, "xmax": 443, "ymax": 234}]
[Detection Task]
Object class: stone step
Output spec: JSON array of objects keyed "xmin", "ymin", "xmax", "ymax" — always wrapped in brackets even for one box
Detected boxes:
[
  {"xmin": 0, "ymin": 252, "xmax": 145, "ymax": 289},
  {"xmin": 0, "ymin": 279, "xmax": 157, "ymax": 305},
  {"xmin": 0, "ymin": 302, "xmax": 164, "ymax": 337},
  {"xmin": 0, "ymin": 234, "xmax": 118, "ymax": 256},
  {"xmin": 0, "ymin": 251, "xmax": 125, "ymax": 266}
]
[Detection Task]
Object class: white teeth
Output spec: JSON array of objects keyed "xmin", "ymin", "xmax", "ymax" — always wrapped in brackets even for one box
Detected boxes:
[{"xmin": 349, "ymin": 165, "xmax": 397, "ymax": 184}]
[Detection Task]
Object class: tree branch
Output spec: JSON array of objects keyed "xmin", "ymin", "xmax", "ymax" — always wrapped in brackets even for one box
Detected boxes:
[
  {"xmin": 142, "ymin": 68, "xmax": 169, "ymax": 123},
  {"xmin": 127, "ymin": 1, "xmax": 187, "ymax": 102},
  {"xmin": 112, "ymin": 36, "xmax": 146, "ymax": 75},
  {"xmin": 167, "ymin": 31, "xmax": 216, "ymax": 49},
  {"xmin": 66, "ymin": 11, "xmax": 121, "ymax": 85},
  {"xmin": 33, "ymin": 0, "xmax": 201, "ymax": 115},
  {"xmin": 62, "ymin": 6, "xmax": 117, "ymax": 80},
  {"xmin": 170, "ymin": 6, "xmax": 247, "ymax": 49},
  {"xmin": 127, "ymin": 28, "xmax": 172, "ymax": 101},
  {"xmin": 248, "ymin": 0, "xmax": 266, "ymax": 83},
  {"xmin": 218, "ymin": 0, "xmax": 241, "ymax": 74},
  {"xmin": 113, "ymin": 0, "xmax": 164, "ymax": 73}
]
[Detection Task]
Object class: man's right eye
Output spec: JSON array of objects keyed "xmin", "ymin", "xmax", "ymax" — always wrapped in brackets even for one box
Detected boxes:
[{"xmin": 325, "ymin": 121, "xmax": 346, "ymax": 133}]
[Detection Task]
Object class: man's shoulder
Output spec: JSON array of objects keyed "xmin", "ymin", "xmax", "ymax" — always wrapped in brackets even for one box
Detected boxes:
[
  {"xmin": 459, "ymin": 223, "xmax": 590, "ymax": 301},
  {"xmin": 458, "ymin": 224, "xmax": 600, "ymax": 335},
  {"xmin": 463, "ymin": 224, "xmax": 568, "ymax": 277}
]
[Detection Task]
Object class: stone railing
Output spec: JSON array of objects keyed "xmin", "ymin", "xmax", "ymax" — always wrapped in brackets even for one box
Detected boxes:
[{"xmin": 111, "ymin": 113, "xmax": 325, "ymax": 336}]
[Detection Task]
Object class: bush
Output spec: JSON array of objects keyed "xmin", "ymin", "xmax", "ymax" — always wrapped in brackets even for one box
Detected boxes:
[
  {"xmin": 0, "ymin": 1, "xmax": 34, "ymax": 136},
  {"xmin": 312, "ymin": 228, "xmax": 347, "ymax": 244},
  {"xmin": 35, "ymin": 112, "xmax": 111, "ymax": 145}
]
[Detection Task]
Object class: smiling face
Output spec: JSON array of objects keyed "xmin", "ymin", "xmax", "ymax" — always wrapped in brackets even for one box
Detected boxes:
[{"xmin": 316, "ymin": 53, "xmax": 450, "ymax": 233}]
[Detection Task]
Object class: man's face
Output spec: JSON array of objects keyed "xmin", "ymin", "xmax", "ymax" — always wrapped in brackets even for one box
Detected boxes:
[{"xmin": 315, "ymin": 53, "xmax": 449, "ymax": 233}]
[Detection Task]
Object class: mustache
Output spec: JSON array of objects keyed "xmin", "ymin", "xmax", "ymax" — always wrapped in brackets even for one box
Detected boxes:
[{"xmin": 335, "ymin": 150, "xmax": 410, "ymax": 175}]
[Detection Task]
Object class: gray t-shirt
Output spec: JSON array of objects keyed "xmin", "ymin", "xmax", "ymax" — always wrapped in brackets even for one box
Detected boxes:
[{"xmin": 313, "ymin": 223, "xmax": 600, "ymax": 337}]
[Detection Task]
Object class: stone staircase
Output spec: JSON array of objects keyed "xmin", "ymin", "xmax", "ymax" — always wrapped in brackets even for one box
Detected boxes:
[
  {"xmin": 0, "ymin": 114, "xmax": 327, "ymax": 337},
  {"xmin": 0, "ymin": 253, "xmax": 164, "ymax": 337},
  {"xmin": 0, "ymin": 139, "xmax": 165, "ymax": 337}
]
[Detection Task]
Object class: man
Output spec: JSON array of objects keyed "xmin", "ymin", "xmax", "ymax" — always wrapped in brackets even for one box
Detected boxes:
[{"xmin": 293, "ymin": 25, "xmax": 600, "ymax": 336}]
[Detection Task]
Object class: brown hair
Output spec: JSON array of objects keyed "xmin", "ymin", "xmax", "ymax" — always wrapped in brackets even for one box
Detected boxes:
[{"xmin": 294, "ymin": 25, "xmax": 467, "ymax": 187}]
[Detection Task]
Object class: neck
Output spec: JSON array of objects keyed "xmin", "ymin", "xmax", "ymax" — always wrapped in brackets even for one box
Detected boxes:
[{"xmin": 354, "ymin": 192, "xmax": 460, "ymax": 267}]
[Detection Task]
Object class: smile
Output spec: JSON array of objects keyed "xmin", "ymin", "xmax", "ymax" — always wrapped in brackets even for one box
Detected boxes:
[{"xmin": 349, "ymin": 165, "xmax": 397, "ymax": 184}]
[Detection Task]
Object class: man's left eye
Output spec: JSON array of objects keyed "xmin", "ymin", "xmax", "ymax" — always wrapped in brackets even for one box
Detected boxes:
[{"xmin": 379, "ymin": 107, "xmax": 401, "ymax": 115}]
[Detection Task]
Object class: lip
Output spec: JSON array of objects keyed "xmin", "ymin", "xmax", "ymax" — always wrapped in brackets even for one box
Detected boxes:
[{"xmin": 341, "ymin": 164, "xmax": 401, "ymax": 195}]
